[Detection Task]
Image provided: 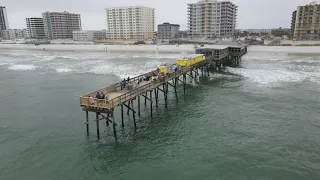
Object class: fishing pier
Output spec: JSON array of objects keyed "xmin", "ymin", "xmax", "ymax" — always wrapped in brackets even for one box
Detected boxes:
[{"xmin": 79, "ymin": 44, "xmax": 247, "ymax": 140}]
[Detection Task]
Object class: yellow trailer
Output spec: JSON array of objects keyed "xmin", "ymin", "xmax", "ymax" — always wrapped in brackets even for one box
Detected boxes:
[{"xmin": 176, "ymin": 54, "xmax": 205, "ymax": 67}]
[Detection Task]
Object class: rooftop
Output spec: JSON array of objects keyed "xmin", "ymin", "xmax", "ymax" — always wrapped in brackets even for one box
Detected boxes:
[
  {"xmin": 196, "ymin": 45, "xmax": 230, "ymax": 50},
  {"xmin": 105, "ymin": 6, "xmax": 155, "ymax": 10},
  {"xmin": 158, "ymin": 23, "xmax": 180, "ymax": 27}
]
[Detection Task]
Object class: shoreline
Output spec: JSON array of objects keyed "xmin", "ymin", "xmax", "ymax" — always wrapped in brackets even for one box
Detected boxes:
[{"xmin": 1, "ymin": 44, "xmax": 320, "ymax": 54}]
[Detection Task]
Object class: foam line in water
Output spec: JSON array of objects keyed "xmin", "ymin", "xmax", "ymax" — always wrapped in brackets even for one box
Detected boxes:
[
  {"xmin": 55, "ymin": 68, "xmax": 73, "ymax": 73},
  {"xmin": 8, "ymin": 64, "xmax": 38, "ymax": 71}
]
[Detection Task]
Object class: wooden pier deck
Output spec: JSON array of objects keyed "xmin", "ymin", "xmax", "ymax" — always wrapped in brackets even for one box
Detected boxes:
[
  {"xmin": 80, "ymin": 60, "xmax": 207, "ymax": 112},
  {"xmin": 79, "ymin": 44, "xmax": 247, "ymax": 140}
]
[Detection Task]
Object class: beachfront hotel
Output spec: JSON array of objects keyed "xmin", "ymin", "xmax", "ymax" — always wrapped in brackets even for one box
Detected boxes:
[
  {"xmin": 0, "ymin": 6, "xmax": 9, "ymax": 38},
  {"xmin": 292, "ymin": 1, "xmax": 320, "ymax": 40},
  {"xmin": 42, "ymin": 11, "xmax": 82, "ymax": 39},
  {"xmin": 187, "ymin": 0, "xmax": 238, "ymax": 38},
  {"xmin": 105, "ymin": 6, "xmax": 155, "ymax": 40},
  {"xmin": 25, "ymin": 18, "xmax": 46, "ymax": 39}
]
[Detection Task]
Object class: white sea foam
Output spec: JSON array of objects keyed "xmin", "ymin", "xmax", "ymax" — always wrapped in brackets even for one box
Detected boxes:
[
  {"xmin": 227, "ymin": 66, "xmax": 320, "ymax": 86},
  {"xmin": 0, "ymin": 62, "xmax": 10, "ymax": 66},
  {"xmin": 55, "ymin": 68, "xmax": 73, "ymax": 73},
  {"xmin": 8, "ymin": 64, "xmax": 38, "ymax": 71}
]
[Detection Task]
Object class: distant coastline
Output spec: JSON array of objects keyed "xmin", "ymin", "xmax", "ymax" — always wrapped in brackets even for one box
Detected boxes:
[{"xmin": 1, "ymin": 44, "xmax": 320, "ymax": 55}]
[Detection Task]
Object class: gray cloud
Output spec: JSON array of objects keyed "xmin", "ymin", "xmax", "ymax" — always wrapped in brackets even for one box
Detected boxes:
[{"xmin": 2, "ymin": 0, "xmax": 310, "ymax": 30}]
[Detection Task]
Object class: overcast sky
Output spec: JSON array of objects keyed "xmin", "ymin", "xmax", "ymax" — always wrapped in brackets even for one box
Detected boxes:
[{"xmin": 2, "ymin": 0, "xmax": 314, "ymax": 30}]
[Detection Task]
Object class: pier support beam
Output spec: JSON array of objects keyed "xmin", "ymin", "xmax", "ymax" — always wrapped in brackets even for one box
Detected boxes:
[
  {"xmin": 174, "ymin": 78, "xmax": 178, "ymax": 101},
  {"xmin": 145, "ymin": 92, "xmax": 147, "ymax": 106},
  {"xmin": 111, "ymin": 110, "xmax": 117, "ymax": 141},
  {"xmin": 183, "ymin": 74, "xmax": 186, "ymax": 94},
  {"xmin": 121, "ymin": 105, "xmax": 124, "ymax": 127},
  {"xmin": 163, "ymin": 83, "xmax": 169, "ymax": 108},
  {"xmin": 127, "ymin": 101, "xmax": 130, "ymax": 116},
  {"xmin": 138, "ymin": 96, "xmax": 141, "ymax": 116},
  {"xmin": 131, "ymin": 100, "xmax": 137, "ymax": 128},
  {"xmin": 96, "ymin": 113, "xmax": 100, "ymax": 139},
  {"xmin": 86, "ymin": 111, "xmax": 89, "ymax": 136},
  {"xmin": 106, "ymin": 113, "xmax": 109, "ymax": 126},
  {"xmin": 150, "ymin": 91, "xmax": 153, "ymax": 117},
  {"xmin": 155, "ymin": 88, "xmax": 158, "ymax": 108}
]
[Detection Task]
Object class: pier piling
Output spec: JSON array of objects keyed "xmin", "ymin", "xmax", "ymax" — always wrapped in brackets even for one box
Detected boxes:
[
  {"xmin": 86, "ymin": 111, "xmax": 89, "ymax": 136},
  {"xmin": 112, "ymin": 110, "xmax": 117, "ymax": 141},
  {"xmin": 138, "ymin": 96, "xmax": 141, "ymax": 116},
  {"xmin": 106, "ymin": 113, "xmax": 109, "ymax": 126},
  {"xmin": 127, "ymin": 101, "xmax": 130, "ymax": 116},
  {"xmin": 144, "ymin": 92, "xmax": 147, "ymax": 106},
  {"xmin": 150, "ymin": 91, "xmax": 153, "ymax": 117},
  {"xmin": 96, "ymin": 113, "xmax": 100, "ymax": 139},
  {"xmin": 155, "ymin": 88, "xmax": 158, "ymax": 107},
  {"xmin": 121, "ymin": 105, "xmax": 124, "ymax": 127}
]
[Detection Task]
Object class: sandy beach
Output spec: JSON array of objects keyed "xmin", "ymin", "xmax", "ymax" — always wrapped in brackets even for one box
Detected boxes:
[{"xmin": 1, "ymin": 44, "xmax": 320, "ymax": 54}]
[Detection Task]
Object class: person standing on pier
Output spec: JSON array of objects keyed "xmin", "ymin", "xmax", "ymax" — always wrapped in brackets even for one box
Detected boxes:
[
  {"xmin": 105, "ymin": 93, "xmax": 109, "ymax": 104},
  {"xmin": 88, "ymin": 96, "xmax": 94, "ymax": 105},
  {"xmin": 120, "ymin": 80, "xmax": 124, "ymax": 90},
  {"xmin": 100, "ymin": 92, "xmax": 105, "ymax": 99},
  {"xmin": 123, "ymin": 78, "xmax": 126, "ymax": 88},
  {"xmin": 173, "ymin": 64, "xmax": 177, "ymax": 72},
  {"xmin": 95, "ymin": 92, "xmax": 101, "ymax": 99}
]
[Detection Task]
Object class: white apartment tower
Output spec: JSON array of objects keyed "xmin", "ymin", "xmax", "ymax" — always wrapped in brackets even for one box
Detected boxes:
[
  {"xmin": 26, "ymin": 18, "xmax": 46, "ymax": 39},
  {"xmin": 187, "ymin": 0, "xmax": 237, "ymax": 38},
  {"xmin": 105, "ymin": 6, "xmax": 155, "ymax": 40},
  {"xmin": 42, "ymin": 11, "xmax": 82, "ymax": 39},
  {"xmin": 0, "ymin": 6, "xmax": 9, "ymax": 38}
]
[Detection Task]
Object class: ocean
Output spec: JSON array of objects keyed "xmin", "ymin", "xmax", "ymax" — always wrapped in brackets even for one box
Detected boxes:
[{"xmin": 0, "ymin": 49, "xmax": 319, "ymax": 180}]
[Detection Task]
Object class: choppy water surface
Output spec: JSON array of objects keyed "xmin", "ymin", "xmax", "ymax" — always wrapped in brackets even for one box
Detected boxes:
[{"xmin": 0, "ymin": 49, "xmax": 319, "ymax": 180}]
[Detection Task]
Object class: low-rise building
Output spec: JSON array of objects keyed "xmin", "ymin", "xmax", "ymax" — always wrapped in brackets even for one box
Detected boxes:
[
  {"xmin": 72, "ymin": 30, "xmax": 106, "ymax": 41},
  {"xmin": 1, "ymin": 29, "xmax": 27, "ymax": 40},
  {"xmin": 157, "ymin": 23, "xmax": 180, "ymax": 43},
  {"xmin": 238, "ymin": 29, "xmax": 272, "ymax": 35}
]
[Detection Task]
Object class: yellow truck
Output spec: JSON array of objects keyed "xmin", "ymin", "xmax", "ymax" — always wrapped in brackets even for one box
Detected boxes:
[{"xmin": 176, "ymin": 54, "xmax": 205, "ymax": 67}]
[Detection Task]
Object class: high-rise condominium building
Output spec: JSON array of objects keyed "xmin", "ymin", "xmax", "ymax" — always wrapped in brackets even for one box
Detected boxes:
[
  {"xmin": 0, "ymin": 6, "xmax": 9, "ymax": 38},
  {"xmin": 187, "ymin": 0, "xmax": 237, "ymax": 38},
  {"xmin": 291, "ymin": 10, "xmax": 297, "ymax": 38},
  {"xmin": 42, "ymin": 11, "xmax": 82, "ymax": 39},
  {"xmin": 293, "ymin": 1, "xmax": 320, "ymax": 40},
  {"xmin": 26, "ymin": 18, "xmax": 46, "ymax": 39},
  {"xmin": 105, "ymin": 6, "xmax": 155, "ymax": 40}
]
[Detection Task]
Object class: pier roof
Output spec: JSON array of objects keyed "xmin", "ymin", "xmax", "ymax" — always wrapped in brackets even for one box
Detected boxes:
[{"xmin": 196, "ymin": 45, "xmax": 230, "ymax": 50}]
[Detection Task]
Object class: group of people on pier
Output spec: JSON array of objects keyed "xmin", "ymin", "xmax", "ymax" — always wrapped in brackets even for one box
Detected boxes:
[
  {"xmin": 85, "ymin": 64, "xmax": 184, "ymax": 106},
  {"xmin": 141, "ymin": 67, "xmax": 160, "ymax": 83},
  {"xmin": 120, "ymin": 77, "xmax": 130, "ymax": 90},
  {"xmin": 88, "ymin": 91, "xmax": 109, "ymax": 105}
]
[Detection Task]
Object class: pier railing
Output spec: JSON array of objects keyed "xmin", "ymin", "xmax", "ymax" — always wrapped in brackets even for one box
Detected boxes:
[{"xmin": 80, "ymin": 59, "xmax": 207, "ymax": 110}]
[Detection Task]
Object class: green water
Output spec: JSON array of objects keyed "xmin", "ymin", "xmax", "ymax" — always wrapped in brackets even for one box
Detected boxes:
[{"xmin": 0, "ymin": 50, "xmax": 319, "ymax": 180}]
